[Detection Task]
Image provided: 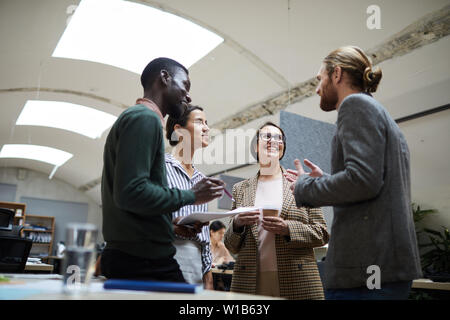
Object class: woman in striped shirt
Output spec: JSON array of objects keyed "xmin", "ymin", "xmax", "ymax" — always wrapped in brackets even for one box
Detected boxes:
[{"xmin": 165, "ymin": 105, "xmax": 213, "ymax": 289}]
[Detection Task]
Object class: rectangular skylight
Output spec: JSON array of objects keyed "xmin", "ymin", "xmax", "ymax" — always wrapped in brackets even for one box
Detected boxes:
[
  {"xmin": 0, "ymin": 144, "xmax": 73, "ymax": 167},
  {"xmin": 52, "ymin": 0, "xmax": 224, "ymax": 73},
  {"xmin": 16, "ymin": 100, "xmax": 117, "ymax": 139}
]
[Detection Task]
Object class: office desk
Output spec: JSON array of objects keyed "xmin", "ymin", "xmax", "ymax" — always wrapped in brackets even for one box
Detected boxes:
[
  {"xmin": 211, "ymin": 267, "xmax": 233, "ymax": 291},
  {"xmin": 24, "ymin": 263, "xmax": 54, "ymax": 273},
  {"xmin": 43, "ymin": 256, "xmax": 63, "ymax": 274},
  {"xmin": 412, "ymin": 279, "xmax": 450, "ymax": 291},
  {"xmin": 411, "ymin": 278, "xmax": 450, "ymax": 300},
  {"xmin": 211, "ymin": 268, "xmax": 233, "ymax": 275},
  {"xmin": 1, "ymin": 274, "xmax": 282, "ymax": 300}
]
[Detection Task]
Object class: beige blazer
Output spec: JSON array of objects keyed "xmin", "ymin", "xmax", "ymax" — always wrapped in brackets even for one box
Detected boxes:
[{"xmin": 224, "ymin": 168, "xmax": 329, "ymax": 300}]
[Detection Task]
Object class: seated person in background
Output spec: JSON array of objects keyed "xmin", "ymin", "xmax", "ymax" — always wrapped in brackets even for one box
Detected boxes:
[
  {"xmin": 165, "ymin": 105, "xmax": 214, "ymax": 289},
  {"xmin": 209, "ymin": 220, "xmax": 235, "ymax": 267},
  {"xmin": 224, "ymin": 122, "xmax": 329, "ymax": 299}
]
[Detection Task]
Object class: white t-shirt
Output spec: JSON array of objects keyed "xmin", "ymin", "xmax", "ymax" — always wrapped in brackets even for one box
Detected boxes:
[{"xmin": 254, "ymin": 177, "xmax": 283, "ymax": 272}]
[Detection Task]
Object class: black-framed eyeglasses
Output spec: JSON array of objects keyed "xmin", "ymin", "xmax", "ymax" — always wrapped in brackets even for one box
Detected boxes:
[{"xmin": 259, "ymin": 132, "xmax": 284, "ymax": 143}]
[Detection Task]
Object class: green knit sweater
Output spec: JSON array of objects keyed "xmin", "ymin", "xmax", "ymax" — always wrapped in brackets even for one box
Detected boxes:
[{"xmin": 101, "ymin": 104, "xmax": 196, "ymax": 259}]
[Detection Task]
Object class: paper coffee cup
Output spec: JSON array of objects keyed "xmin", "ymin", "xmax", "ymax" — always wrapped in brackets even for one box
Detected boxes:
[{"xmin": 261, "ymin": 205, "xmax": 279, "ymax": 217}]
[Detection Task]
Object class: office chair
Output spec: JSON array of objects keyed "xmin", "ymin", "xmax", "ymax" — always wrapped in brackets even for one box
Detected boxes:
[{"xmin": 0, "ymin": 236, "xmax": 32, "ymax": 273}]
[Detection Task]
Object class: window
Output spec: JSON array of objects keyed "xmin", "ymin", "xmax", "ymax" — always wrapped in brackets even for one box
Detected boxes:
[
  {"xmin": 52, "ymin": 0, "xmax": 224, "ymax": 73},
  {"xmin": 16, "ymin": 100, "xmax": 117, "ymax": 139},
  {"xmin": 0, "ymin": 144, "xmax": 73, "ymax": 167}
]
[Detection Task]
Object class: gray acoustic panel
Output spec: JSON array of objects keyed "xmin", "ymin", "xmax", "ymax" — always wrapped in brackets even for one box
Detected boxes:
[
  {"xmin": 280, "ymin": 110, "xmax": 335, "ymax": 173},
  {"xmin": 20, "ymin": 196, "xmax": 89, "ymax": 254},
  {"xmin": 218, "ymin": 175, "xmax": 245, "ymax": 210},
  {"xmin": 0, "ymin": 183, "xmax": 17, "ymax": 202},
  {"xmin": 279, "ymin": 110, "xmax": 336, "ymax": 232}
]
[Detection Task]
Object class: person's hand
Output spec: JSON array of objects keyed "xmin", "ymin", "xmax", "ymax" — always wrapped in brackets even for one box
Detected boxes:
[
  {"xmin": 191, "ymin": 177, "xmax": 225, "ymax": 205},
  {"xmin": 261, "ymin": 216, "xmax": 289, "ymax": 236},
  {"xmin": 233, "ymin": 210, "xmax": 260, "ymax": 229},
  {"xmin": 302, "ymin": 159, "xmax": 323, "ymax": 177},
  {"xmin": 172, "ymin": 216, "xmax": 207, "ymax": 238},
  {"xmin": 284, "ymin": 159, "xmax": 323, "ymax": 192}
]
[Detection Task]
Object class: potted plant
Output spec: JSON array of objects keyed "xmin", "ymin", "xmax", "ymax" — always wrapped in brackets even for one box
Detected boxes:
[
  {"xmin": 412, "ymin": 203, "xmax": 437, "ymax": 225},
  {"xmin": 412, "ymin": 204, "xmax": 450, "ymax": 282},
  {"xmin": 420, "ymin": 226, "xmax": 450, "ymax": 282}
]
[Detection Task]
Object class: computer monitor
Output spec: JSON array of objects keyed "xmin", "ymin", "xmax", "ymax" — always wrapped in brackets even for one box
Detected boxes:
[{"xmin": 0, "ymin": 208, "xmax": 14, "ymax": 231}]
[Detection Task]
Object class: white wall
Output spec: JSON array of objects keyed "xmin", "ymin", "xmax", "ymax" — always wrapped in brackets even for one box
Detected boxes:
[{"xmin": 398, "ymin": 111, "xmax": 450, "ymax": 234}]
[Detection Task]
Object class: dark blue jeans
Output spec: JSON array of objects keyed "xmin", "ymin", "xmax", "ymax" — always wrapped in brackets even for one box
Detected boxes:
[{"xmin": 325, "ymin": 281, "xmax": 412, "ymax": 300}]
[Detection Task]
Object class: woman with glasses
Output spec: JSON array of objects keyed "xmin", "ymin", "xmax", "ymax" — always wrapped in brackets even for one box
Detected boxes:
[{"xmin": 224, "ymin": 122, "xmax": 329, "ymax": 299}]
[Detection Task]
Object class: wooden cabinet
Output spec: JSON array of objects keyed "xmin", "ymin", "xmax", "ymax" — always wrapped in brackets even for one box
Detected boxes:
[{"xmin": 23, "ymin": 215, "xmax": 55, "ymax": 258}]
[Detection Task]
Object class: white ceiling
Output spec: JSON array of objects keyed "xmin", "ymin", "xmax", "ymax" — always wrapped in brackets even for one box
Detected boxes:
[{"xmin": 0, "ymin": 0, "xmax": 449, "ymax": 206}]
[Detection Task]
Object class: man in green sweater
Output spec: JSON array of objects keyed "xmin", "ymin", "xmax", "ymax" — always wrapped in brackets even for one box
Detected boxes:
[{"xmin": 101, "ymin": 58, "xmax": 225, "ymax": 282}]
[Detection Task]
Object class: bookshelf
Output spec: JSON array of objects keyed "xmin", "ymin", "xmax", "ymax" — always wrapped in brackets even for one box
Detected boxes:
[
  {"xmin": 0, "ymin": 201, "xmax": 27, "ymax": 227},
  {"xmin": 0, "ymin": 201, "xmax": 56, "ymax": 258},
  {"xmin": 23, "ymin": 215, "xmax": 55, "ymax": 258}
]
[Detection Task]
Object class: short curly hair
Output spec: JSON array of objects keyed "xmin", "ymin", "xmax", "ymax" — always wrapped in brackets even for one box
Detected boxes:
[{"xmin": 140, "ymin": 57, "xmax": 188, "ymax": 91}]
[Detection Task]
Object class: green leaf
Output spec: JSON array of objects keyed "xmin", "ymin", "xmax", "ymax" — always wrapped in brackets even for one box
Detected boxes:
[
  {"xmin": 412, "ymin": 203, "xmax": 437, "ymax": 224},
  {"xmin": 423, "ymin": 228, "xmax": 444, "ymax": 239}
]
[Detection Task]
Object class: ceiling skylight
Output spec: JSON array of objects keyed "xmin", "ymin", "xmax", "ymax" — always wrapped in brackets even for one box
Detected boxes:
[
  {"xmin": 0, "ymin": 144, "xmax": 73, "ymax": 167},
  {"xmin": 16, "ymin": 100, "xmax": 117, "ymax": 139},
  {"xmin": 52, "ymin": 0, "xmax": 224, "ymax": 73}
]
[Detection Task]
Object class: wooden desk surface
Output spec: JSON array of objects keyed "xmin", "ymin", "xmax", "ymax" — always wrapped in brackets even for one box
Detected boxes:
[
  {"xmin": 24, "ymin": 263, "xmax": 54, "ymax": 272},
  {"xmin": 2, "ymin": 274, "xmax": 282, "ymax": 300},
  {"xmin": 412, "ymin": 279, "xmax": 450, "ymax": 291}
]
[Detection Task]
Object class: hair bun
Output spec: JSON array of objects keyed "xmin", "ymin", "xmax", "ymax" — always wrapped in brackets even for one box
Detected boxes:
[
  {"xmin": 363, "ymin": 67, "xmax": 373, "ymax": 83},
  {"xmin": 363, "ymin": 66, "xmax": 382, "ymax": 93}
]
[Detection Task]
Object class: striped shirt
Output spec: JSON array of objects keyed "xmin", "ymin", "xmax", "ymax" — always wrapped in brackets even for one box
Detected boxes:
[{"xmin": 165, "ymin": 153, "xmax": 212, "ymax": 275}]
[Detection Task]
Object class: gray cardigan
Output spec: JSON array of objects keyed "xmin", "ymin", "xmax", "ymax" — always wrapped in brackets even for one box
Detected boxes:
[{"xmin": 294, "ymin": 93, "xmax": 422, "ymax": 289}]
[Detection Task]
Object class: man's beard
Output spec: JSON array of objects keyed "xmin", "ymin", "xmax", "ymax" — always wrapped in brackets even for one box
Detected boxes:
[
  {"xmin": 167, "ymin": 101, "xmax": 185, "ymax": 119},
  {"xmin": 319, "ymin": 82, "xmax": 338, "ymax": 112}
]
